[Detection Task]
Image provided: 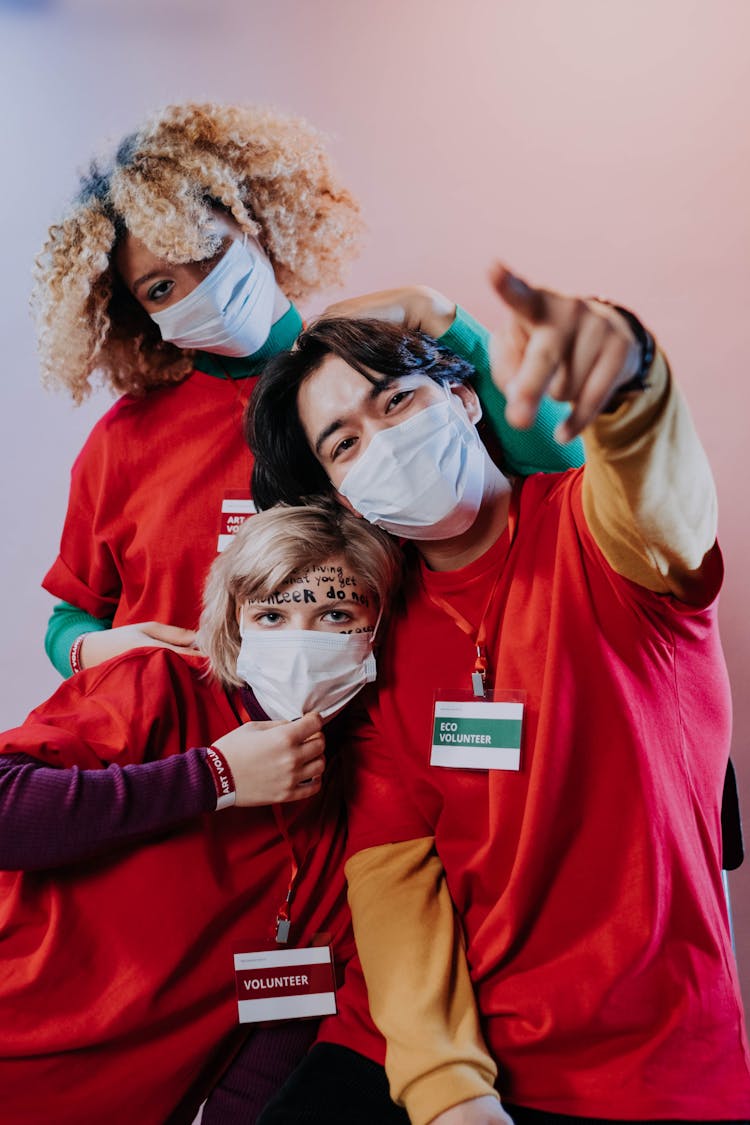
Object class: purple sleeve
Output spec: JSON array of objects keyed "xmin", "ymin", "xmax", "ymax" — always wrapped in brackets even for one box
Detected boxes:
[{"xmin": 0, "ymin": 749, "xmax": 219, "ymax": 871}]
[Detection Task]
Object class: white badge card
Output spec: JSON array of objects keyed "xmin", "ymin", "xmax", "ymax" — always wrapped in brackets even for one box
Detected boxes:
[
  {"xmin": 217, "ymin": 491, "xmax": 256, "ymax": 553},
  {"xmin": 235, "ymin": 945, "xmax": 337, "ymax": 1023},
  {"xmin": 431, "ymin": 691, "xmax": 525, "ymax": 772}
]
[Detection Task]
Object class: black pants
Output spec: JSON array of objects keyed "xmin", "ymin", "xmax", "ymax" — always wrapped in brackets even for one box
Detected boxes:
[{"xmin": 256, "ymin": 1043, "xmax": 749, "ymax": 1125}]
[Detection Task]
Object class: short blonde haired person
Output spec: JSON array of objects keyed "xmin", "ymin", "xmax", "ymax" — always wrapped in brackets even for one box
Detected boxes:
[
  {"xmin": 199, "ymin": 498, "xmax": 403, "ymax": 688},
  {"xmin": 0, "ymin": 499, "xmax": 403, "ymax": 1123}
]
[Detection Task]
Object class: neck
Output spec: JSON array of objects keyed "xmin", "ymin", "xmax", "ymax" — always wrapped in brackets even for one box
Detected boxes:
[
  {"xmin": 418, "ymin": 456, "xmax": 512, "ymax": 572},
  {"xmin": 193, "ymin": 295, "xmax": 301, "ymax": 380}
]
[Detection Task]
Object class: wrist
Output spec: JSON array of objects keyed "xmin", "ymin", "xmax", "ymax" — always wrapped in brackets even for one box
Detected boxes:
[
  {"xmin": 69, "ymin": 633, "xmax": 89, "ymax": 674},
  {"xmin": 609, "ymin": 303, "xmax": 655, "ymax": 393},
  {"xmin": 413, "ymin": 286, "xmax": 457, "ymax": 339},
  {"xmin": 204, "ymin": 745, "xmax": 237, "ymax": 810},
  {"xmin": 592, "ymin": 300, "xmax": 656, "ymax": 409}
]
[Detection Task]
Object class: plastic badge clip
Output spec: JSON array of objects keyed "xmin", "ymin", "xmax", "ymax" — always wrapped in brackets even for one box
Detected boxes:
[
  {"xmin": 275, "ymin": 918, "xmax": 291, "ymax": 944},
  {"xmin": 472, "ymin": 646, "xmax": 487, "ymax": 699}
]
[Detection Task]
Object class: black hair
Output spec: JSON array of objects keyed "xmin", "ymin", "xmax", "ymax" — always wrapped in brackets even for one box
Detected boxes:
[{"xmin": 247, "ymin": 317, "xmax": 477, "ymax": 510}]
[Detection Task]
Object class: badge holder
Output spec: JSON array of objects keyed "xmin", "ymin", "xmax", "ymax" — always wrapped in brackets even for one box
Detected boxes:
[
  {"xmin": 233, "ymin": 805, "xmax": 337, "ymax": 1024},
  {"xmin": 234, "ymin": 944, "xmax": 337, "ymax": 1024},
  {"xmin": 430, "ymin": 644, "xmax": 525, "ymax": 772}
]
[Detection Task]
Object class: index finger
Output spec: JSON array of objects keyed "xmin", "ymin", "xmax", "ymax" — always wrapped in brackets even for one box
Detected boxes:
[
  {"xmin": 503, "ymin": 326, "xmax": 565, "ymax": 429},
  {"xmin": 491, "ymin": 264, "xmax": 548, "ymax": 325}
]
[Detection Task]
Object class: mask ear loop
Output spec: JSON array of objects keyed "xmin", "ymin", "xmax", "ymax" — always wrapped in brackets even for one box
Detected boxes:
[
  {"xmin": 238, "ymin": 604, "xmax": 248, "ymax": 640},
  {"xmin": 367, "ymin": 600, "xmax": 385, "ymax": 648},
  {"xmin": 444, "ymin": 378, "xmax": 483, "ymax": 426}
]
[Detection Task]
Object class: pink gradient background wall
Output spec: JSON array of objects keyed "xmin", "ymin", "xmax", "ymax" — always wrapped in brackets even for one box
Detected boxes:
[{"xmin": 1, "ymin": 0, "xmax": 749, "ymax": 1000}]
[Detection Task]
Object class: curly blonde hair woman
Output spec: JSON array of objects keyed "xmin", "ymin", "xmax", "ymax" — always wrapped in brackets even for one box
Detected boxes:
[
  {"xmin": 36, "ymin": 101, "xmax": 582, "ymax": 683},
  {"xmin": 37, "ymin": 101, "xmax": 370, "ymax": 679},
  {"xmin": 33, "ymin": 102, "xmax": 361, "ymax": 403}
]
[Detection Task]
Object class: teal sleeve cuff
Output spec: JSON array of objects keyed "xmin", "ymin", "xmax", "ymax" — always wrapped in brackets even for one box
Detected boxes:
[
  {"xmin": 438, "ymin": 306, "xmax": 585, "ymax": 475},
  {"xmin": 44, "ymin": 600, "xmax": 113, "ymax": 679}
]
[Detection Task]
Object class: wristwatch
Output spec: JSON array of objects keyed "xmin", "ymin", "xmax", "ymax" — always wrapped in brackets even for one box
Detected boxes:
[{"xmin": 601, "ymin": 302, "xmax": 656, "ymax": 395}]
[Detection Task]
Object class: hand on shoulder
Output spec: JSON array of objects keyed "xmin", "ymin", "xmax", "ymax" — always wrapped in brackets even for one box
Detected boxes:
[
  {"xmin": 79, "ymin": 622, "xmax": 197, "ymax": 670},
  {"xmin": 322, "ymin": 285, "xmax": 457, "ymax": 339}
]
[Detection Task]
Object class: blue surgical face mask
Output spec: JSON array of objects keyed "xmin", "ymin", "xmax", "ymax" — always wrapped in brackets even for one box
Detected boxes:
[{"xmin": 150, "ymin": 236, "xmax": 277, "ymax": 357}]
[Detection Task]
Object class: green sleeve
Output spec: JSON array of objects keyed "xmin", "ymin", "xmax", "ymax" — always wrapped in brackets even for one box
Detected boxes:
[
  {"xmin": 438, "ymin": 305, "xmax": 585, "ymax": 474},
  {"xmin": 44, "ymin": 600, "xmax": 113, "ymax": 679}
]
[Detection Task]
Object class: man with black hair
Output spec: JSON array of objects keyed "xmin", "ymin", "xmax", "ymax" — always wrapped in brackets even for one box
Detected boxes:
[{"xmin": 249, "ymin": 268, "xmax": 750, "ymax": 1125}]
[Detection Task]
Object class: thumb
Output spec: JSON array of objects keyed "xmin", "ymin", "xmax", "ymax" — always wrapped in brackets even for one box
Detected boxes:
[
  {"xmin": 490, "ymin": 263, "xmax": 547, "ymax": 325},
  {"xmin": 294, "ymin": 711, "xmax": 324, "ymax": 741}
]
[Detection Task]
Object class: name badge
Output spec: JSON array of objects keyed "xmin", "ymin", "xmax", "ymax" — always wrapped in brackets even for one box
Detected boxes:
[
  {"xmin": 431, "ymin": 692, "xmax": 524, "ymax": 771},
  {"xmin": 217, "ymin": 492, "xmax": 256, "ymax": 553},
  {"xmin": 234, "ymin": 945, "xmax": 337, "ymax": 1023}
]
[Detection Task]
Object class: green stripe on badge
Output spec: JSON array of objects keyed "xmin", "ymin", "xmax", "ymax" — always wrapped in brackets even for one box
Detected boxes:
[{"xmin": 432, "ymin": 717, "xmax": 522, "ymax": 748}]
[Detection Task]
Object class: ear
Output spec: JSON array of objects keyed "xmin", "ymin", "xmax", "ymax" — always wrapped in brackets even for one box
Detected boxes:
[
  {"xmin": 448, "ymin": 381, "xmax": 482, "ymax": 425},
  {"xmin": 235, "ymin": 600, "xmax": 245, "ymax": 628}
]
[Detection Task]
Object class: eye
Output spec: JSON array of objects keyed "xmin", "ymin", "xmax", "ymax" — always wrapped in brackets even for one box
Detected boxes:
[
  {"xmin": 385, "ymin": 388, "xmax": 415, "ymax": 413},
  {"xmin": 146, "ymin": 278, "xmax": 175, "ymax": 303},
  {"xmin": 321, "ymin": 610, "xmax": 354, "ymax": 625},
  {"xmin": 253, "ymin": 611, "xmax": 285, "ymax": 627},
  {"xmin": 330, "ymin": 435, "xmax": 358, "ymax": 462}
]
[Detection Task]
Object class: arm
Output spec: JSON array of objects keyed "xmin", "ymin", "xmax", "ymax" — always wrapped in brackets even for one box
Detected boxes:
[
  {"xmin": 0, "ymin": 653, "xmax": 326, "ymax": 870},
  {"xmin": 346, "ymin": 839, "xmax": 503, "ymax": 1125},
  {"xmin": 0, "ymin": 749, "xmax": 216, "ymax": 869},
  {"xmin": 45, "ymin": 600, "xmax": 112, "ymax": 678},
  {"xmin": 343, "ymin": 707, "xmax": 503, "ymax": 1125},
  {"xmin": 581, "ymin": 350, "xmax": 717, "ymax": 599},
  {"xmin": 488, "ymin": 268, "xmax": 718, "ymax": 599},
  {"xmin": 321, "ymin": 286, "xmax": 584, "ymax": 475},
  {"xmin": 45, "ymin": 598, "xmax": 198, "ymax": 680}
]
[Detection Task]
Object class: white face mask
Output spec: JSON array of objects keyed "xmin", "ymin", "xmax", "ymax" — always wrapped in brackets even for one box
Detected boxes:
[
  {"xmin": 338, "ymin": 388, "xmax": 486, "ymax": 540},
  {"xmin": 150, "ymin": 236, "xmax": 277, "ymax": 357},
  {"xmin": 236, "ymin": 626, "xmax": 377, "ymax": 722}
]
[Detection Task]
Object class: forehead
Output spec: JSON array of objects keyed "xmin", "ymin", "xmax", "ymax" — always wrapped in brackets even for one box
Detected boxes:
[
  {"xmin": 114, "ymin": 211, "xmax": 238, "ymax": 285},
  {"xmin": 249, "ymin": 556, "xmax": 373, "ymax": 607},
  {"xmin": 297, "ymin": 354, "xmax": 430, "ymax": 444},
  {"xmin": 114, "ymin": 232, "xmax": 168, "ymax": 287}
]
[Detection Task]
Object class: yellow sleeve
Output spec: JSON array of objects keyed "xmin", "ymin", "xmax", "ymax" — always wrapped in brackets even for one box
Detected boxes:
[
  {"xmin": 582, "ymin": 349, "xmax": 718, "ymax": 601},
  {"xmin": 346, "ymin": 837, "xmax": 499, "ymax": 1125}
]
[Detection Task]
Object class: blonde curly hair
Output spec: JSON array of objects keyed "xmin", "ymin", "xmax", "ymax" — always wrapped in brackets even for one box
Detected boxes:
[{"xmin": 32, "ymin": 103, "xmax": 363, "ymax": 403}]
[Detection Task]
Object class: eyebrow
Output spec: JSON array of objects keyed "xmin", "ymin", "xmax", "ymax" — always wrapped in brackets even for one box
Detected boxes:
[
  {"xmin": 132, "ymin": 269, "xmax": 168, "ymax": 296},
  {"xmin": 313, "ymin": 375, "xmax": 398, "ymax": 457}
]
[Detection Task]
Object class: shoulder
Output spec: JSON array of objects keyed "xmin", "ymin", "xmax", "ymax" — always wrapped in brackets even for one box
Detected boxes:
[
  {"xmin": 517, "ymin": 467, "xmax": 582, "ymax": 510},
  {"xmin": 78, "ymin": 372, "xmax": 203, "ymax": 444},
  {"xmin": 69, "ymin": 373, "xmax": 206, "ymax": 481}
]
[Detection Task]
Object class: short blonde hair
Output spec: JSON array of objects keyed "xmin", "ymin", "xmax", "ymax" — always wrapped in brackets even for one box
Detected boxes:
[
  {"xmin": 198, "ymin": 499, "xmax": 402, "ymax": 688},
  {"xmin": 32, "ymin": 102, "xmax": 362, "ymax": 403}
]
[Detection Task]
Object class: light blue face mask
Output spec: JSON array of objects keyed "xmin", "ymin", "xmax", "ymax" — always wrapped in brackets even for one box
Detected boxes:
[
  {"xmin": 150, "ymin": 236, "xmax": 277, "ymax": 357},
  {"xmin": 338, "ymin": 387, "xmax": 486, "ymax": 541}
]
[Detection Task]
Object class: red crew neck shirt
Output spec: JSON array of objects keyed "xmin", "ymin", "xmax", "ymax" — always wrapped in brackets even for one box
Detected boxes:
[
  {"xmin": 326, "ymin": 469, "xmax": 750, "ymax": 1120},
  {"xmin": 0, "ymin": 648, "xmax": 351, "ymax": 1125},
  {"xmin": 43, "ymin": 371, "xmax": 256, "ymax": 628}
]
